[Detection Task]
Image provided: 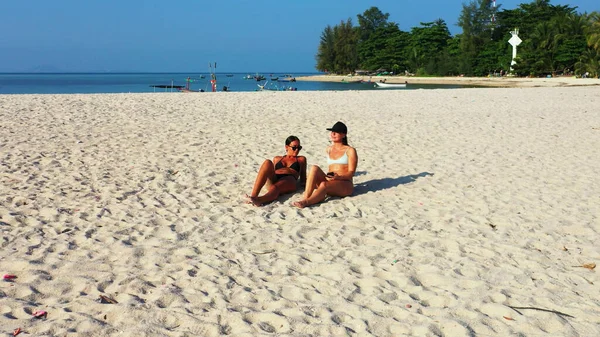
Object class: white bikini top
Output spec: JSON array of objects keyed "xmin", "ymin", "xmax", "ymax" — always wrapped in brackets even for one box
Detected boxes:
[{"xmin": 327, "ymin": 148, "xmax": 349, "ymax": 165}]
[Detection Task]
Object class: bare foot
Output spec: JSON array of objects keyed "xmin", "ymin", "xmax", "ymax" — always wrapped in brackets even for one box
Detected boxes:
[
  {"xmin": 245, "ymin": 194, "xmax": 263, "ymax": 207},
  {"xmin": 291, "ymin": 199, "xmax": 308, "ymax": 208}
]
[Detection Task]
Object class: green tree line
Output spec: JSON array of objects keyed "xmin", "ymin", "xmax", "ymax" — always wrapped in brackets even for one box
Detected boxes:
[{"xmin": 316, "ymin": 0, "xmax": 600, "ymax": 77}]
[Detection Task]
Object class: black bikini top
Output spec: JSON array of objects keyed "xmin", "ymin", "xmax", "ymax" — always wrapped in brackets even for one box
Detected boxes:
[{"xmin": 275, "ymin": 156, "xmax": 300, "ymax": 172}]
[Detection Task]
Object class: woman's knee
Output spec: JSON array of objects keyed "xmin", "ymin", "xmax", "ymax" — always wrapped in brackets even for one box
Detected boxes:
[
  {"xmin": 309, "ymin": 165, "xmax": 321, "ymax": 175},
  {"xmin": 260, "ymin": 159, "xmax": 274, "ymax": 170}
]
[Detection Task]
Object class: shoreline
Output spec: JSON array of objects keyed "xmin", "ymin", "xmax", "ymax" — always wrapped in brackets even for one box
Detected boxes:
[{"xmin": 295, "ymin": 74, "xmax": 600, "ymax": 88}]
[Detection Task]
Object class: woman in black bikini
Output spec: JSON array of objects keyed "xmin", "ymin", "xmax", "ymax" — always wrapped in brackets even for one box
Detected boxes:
[{"xmin": 246, "ymin": 135, "xmax": 307, "ymax": 206}]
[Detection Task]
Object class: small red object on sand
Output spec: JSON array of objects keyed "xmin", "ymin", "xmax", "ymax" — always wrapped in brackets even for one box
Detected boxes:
[
  {"xmin": 406, "ymin": 304, "xmax": 412, "ymax": 308},
  {"xmin": 32, "ymin": 310, "xmax": 47, "ymax": 319},
  {"xmin": 13, "ymin": 328, "xmax": 21, "ymax": 336},
  {"xmin": 3, "ymin": 274, "xmax": 17, "ymax": 280}
]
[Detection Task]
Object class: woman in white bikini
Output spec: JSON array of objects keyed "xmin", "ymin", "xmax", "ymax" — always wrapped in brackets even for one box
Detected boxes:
[{"xmin": 292, "ymin": 122, "xmax": 357, "ymax": 208}]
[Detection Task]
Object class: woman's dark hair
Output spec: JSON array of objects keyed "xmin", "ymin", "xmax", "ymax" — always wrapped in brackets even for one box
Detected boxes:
[
  {"xmin": 285, "ymin": 135, "xmax": 299, "ymax": 145},
  {"xmin": 342, "ymin": 136, "xmax": 348, "ymax": 146}
]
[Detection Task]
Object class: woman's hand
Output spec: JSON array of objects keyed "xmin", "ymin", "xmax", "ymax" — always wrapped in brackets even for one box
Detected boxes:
[{"xmin": 325, "ymin": 172, "xmax": 337, "ymax": 181}]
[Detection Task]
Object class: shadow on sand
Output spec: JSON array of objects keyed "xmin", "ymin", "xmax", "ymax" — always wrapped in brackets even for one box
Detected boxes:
[{"xmin": 353, "ymin": 172, "xmax": 434, "ymax": 196}]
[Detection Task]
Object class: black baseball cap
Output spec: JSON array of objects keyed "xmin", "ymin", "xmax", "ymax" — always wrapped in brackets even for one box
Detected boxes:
[{"xmin": 326, "ymin": 121, "xmax": 347, "ymax": 134}]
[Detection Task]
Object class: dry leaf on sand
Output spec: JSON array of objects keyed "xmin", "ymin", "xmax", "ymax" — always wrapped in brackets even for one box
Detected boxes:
[
  {"xmin": 99, "ymin": 295, "xmax": 118, "ymax": 304},
  {"xmin": 582, "ymin": 263, "xmax": 596, "ymax": 270}
]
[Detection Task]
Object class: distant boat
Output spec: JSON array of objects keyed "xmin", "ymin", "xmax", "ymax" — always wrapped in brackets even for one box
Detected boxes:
[
  {"xmin": 199, "ymin": 75, "xmax": 206, "ymax": 79},
  {"xmin": 242, "ymin": 74, "xmax": 254, "ymax": 80},
  {"xmin": 278, "ymin": 74, "xmax": 296, "ymax": 82},
  {"xmin": 374, "ymin": 82, "xmax": 407, "ymax": 88},
  {"xmin": 150, "ymin": 84, "xmax": 185, "ymax": 89},
  {"xmin": 270, "ymin": 77, "xmax": 279, "ymax": 81},
  {"xmin": 341, "ymin": 78, "xmax": 363, "ymax": 84}
]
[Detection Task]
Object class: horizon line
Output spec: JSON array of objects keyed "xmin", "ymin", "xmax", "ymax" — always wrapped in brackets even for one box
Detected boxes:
[{"xmin": 0, "ymin": 71, "xmax": 322, "ymax": 75}]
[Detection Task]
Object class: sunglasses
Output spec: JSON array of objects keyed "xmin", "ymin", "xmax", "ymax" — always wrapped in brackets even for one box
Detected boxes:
[{"xmin": 289, "ymin": 145, "xmax": 302, "ymax": 151}]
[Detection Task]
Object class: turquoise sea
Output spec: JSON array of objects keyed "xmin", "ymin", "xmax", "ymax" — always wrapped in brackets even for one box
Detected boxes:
[{"xmin": 0, "ymin": 73, "xmax": 467, "ymax": 94}]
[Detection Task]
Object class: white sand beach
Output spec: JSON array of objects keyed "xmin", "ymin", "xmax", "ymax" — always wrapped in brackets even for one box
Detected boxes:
[
  {"xmin": 1, "ymin": 88, "xmax": 599, "ymax": 336},
  {"xmin": 296, "ymin": 74, "xmax": 600, "ymax": 88}
]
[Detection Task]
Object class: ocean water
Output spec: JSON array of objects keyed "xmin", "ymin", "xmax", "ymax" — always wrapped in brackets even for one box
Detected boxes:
[{"xmin": 0, "ymin": 73, "xmax": 466, "ymax": 95}]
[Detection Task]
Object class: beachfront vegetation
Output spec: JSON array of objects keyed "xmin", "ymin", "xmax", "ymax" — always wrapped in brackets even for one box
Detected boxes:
[{"xmin": 315, "ymin": 1, "xmax": 600, "ymax": 77}]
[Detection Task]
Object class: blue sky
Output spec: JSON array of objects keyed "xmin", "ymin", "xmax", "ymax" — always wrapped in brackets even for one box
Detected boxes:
[{"xmin": 0, "ymin": 0, "xmax": 596, "ymax": 72}]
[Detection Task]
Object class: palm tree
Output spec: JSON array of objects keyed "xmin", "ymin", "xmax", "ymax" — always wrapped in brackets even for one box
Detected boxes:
[
  {"xmin": 586, "ymin": 12, "xmax": 600, "ymax": 51},
  {"xmin": 530, "ymin": 21, "xmax": 559, "ymax": 73},
  {"xmin": 575, "ymin": 49, "xmax": 599, "ymax": 77},
  {"xmin": 551, "ymin": 13, "xmax": 589, "ymax": 74}
]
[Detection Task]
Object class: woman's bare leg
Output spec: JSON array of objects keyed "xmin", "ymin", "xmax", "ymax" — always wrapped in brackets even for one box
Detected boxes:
[
  {"xmin": 253, "ymin": 178, "xmax": 296, "ymax": 206},
  {"xmin": 247, "ymin": 161, "xmax": 300, "ymax": 206},
  {"xmin": 293, "ymin": 180, "xmax": 353, "ymax": 208},
  {"xmin": 253, "ymin": 186, "xmax": 278, "ymax": 206},
  {"xmin": 302, "ymin": 165, "xmax": 327, "ymax": 200},
  {"xmin": 295, "ymin": 181, "xmax": 327, "ymax": 207},
  {"xmin": 249, "ymin": 159, "xmax": 276, "ymax": 198}
]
